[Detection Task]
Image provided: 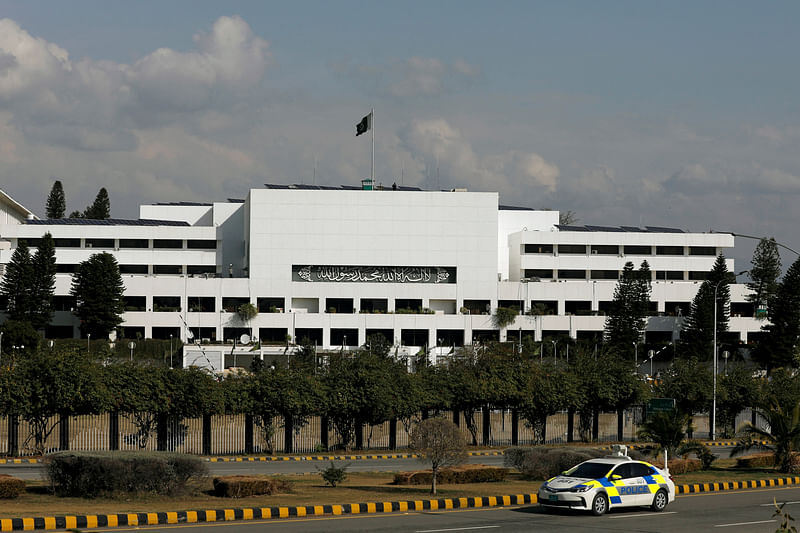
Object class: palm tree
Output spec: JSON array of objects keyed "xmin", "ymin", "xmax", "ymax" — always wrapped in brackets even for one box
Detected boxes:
[
  {"xmin": 730, "ymin": 401, "xmax": 800, "ymax": 473},
  {"xmin": 637, "ymin": 411, "xmax": 688, "ymax": 458}
]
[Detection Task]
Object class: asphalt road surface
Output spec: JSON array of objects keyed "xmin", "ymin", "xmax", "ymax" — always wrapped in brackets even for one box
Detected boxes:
[{"xmin": 26, "ymin": 486, "xmax": 800, "ymax": 533}]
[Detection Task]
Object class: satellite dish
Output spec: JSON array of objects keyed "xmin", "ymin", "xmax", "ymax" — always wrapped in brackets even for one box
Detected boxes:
[
  {"xmin": 128, "ymin": 342, "xmax": 136, "ymax": 349},
  {"xmin": 186, "ymin": 329, "xmax": 195, "ymax": 340},
  {"xmin": 240, "ymin": 334, "xmax": 251, "ymax": 345}
]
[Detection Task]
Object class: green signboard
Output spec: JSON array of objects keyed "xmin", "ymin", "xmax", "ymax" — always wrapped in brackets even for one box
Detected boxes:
[{"xmin": 647, "ymin": 398, "xmax": 676, "ymax": 414}]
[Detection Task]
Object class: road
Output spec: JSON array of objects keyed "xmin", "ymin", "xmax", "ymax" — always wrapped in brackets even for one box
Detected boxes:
[{"xmin": 27, "ymin": 486, "xmax": 799, "ymax": 532}]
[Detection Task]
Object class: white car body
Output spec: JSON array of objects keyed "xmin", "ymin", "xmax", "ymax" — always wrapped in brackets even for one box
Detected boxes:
[{"xmin": 537, "ymin": 454, "xmax": 676, "ymax": 516}]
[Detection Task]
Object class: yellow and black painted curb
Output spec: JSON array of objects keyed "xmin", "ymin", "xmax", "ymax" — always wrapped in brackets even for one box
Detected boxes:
[
  {"xmin": 675, "ymin": 476, "xmax": 800, "ymax": 494},
  {"xmin": 0, "ymin": 494, "xmax": 538, "ymax": 531},
  {"xmin": 205, "ymin": 450, "xmax": 503, "ymax": 462},
  {"xmin": 0, "ymin": 459, "xmax": 41, "ymax": 465}
]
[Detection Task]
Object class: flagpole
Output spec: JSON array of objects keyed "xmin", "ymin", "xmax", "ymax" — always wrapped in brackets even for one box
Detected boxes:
[{"xmin": 371, "ymin": 107, "xmax": 375, "ymax": 188}]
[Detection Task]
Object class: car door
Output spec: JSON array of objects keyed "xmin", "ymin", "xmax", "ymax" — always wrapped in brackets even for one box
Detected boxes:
[{"xmin": 608, "ymin": 463, "xmax": 650, "ymax": 506}]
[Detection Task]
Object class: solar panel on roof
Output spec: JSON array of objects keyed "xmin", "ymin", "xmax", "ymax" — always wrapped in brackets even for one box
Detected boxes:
[
  {"xmin": 646, "ymin": 226, "xmax": 684, "ymax": 233},
  {"xmin": 26, "ymin": 218, "xmax": 190, "ymax": 227},
  {"xmin": 499, "ymin": 205, "xmax": 535, "ymax": 211},
  {"xmin": 585, "ymin": 225, "xmax": 625, "ymax": 232},
  {"xmin": 264, "ymin": 183, "xmax": 290, "ymax": 189},
  {"xmin": 339, "ymin": 185, "xmax": 360, "ymax": 190},
  {"xmin": 621, "ymin": 226, "xmax": 644, "ymax": 232},
  {"xmin": 557, "ymin": 225, "xmax": 590, "ymax": 231}
]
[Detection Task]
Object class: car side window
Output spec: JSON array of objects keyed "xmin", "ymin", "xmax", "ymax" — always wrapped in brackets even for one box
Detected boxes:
[
  {"xmin": 630, "ymin": 463, "xmax": 654, "ymax": 477},
  {"xmin": 611, "ymin": 464, "xmax": 632, "ymax": 479}
]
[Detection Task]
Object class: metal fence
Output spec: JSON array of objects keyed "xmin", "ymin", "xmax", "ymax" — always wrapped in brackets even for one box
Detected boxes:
[{"xmin": 0, "ymin": 408, "xmax": 764, "ymax": 457}]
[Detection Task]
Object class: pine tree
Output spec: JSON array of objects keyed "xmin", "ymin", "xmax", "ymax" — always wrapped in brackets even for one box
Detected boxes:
[
  {"xmin": 747, "ymin": 238, "xmax": 781, "ymax": 317},
  {"xmin": 30, "ymin": 233, "xmax": 56, "ymax": 331},
  {"xmin": 753, "ymin": 255, "xmax": 800, "ymax": 371},
  {"xmin": 84, "ymin": 188, "xmax": 110, "ymax": 220},
  {"xmin": 70, "ymin": 252, "xmax": 125, "ymax": 339},
  {"xmin": 679, "ymin": 254, "xmax": 731, "ymax": 360},
  {"xmin": 604, "ymin": 261, "xmax": 652, "ymax": 358},
  {"xmin": 0, "ymin": 241, "xmax": 34, "ymax": 323},
  {"xmin": 68, "ymin": 210, "xmax": 83, "ymax": 219},
  {"xmin": 45, "ymin": 180, "xmax": 66, "ymax": 219}
]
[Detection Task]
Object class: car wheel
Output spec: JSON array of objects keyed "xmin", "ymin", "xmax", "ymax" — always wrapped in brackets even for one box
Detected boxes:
[
  {"xmin": 651, "ymin": 489, "xmax": 668, "ymax": 512},
  {"xmin": 591, "ymin": 493, "xmax": 608, "ymax": 516}
]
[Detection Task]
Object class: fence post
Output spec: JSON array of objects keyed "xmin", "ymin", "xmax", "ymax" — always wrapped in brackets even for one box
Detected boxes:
[
  {"xmin": 284, "ymin": 415, "xmax": 293, "ymax": 453},
  {"xmin": 388, "ymin": 418, "xmax": 397, "ymax": 450},
  {"xmin": 202, "ymin": 414, "xmax": 212, "ymax": 455},
  {"xmin": 592, "ymin": 410, "xmax": 599, "ymax": 442},
  {"xmin": 244, "ymin": 414, "xmax": 254, "ymax": 454},
  {"xmin": 59, "ymin": 414, "xmax": 70, "ymax": 451},
  {"xmin": 8, "ymin": 415, "xmax": 19, "ymax": 456},
  {"xmin": 355, "ymin": 418, "xmax": 363, "ymax": 450},
  {"xmin": 617, "ymin": 408, "xmax": 624, "ymax": 441},
  {"xmin": 452, "ymin": 409, "xmax": 460, "ymax": 427},
  {"xmin": 511, "ymin": 409, "xmax": 519, "ymax": 446},
  {"xmin": 567, "ymin": 408, "xmax": 574, "ymax": 443},
  {"xmin": 109, "ymin": 412, "xmax": 119, "ymax": 451},
  {"xmin": 482, "ymin": 406, "xmax": 490, "ymax": 446},
  {"xmin": 320, "ymin": 416, "xmax": 329, "ymax": 451},
  {"xmin": 156, "ymin": 414, "xmax": 168, "ymax": 451}
]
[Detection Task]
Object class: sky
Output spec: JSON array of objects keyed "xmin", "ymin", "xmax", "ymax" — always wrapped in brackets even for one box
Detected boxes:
[{"xmin": 1, "ymin": 1, "xmax": 799, "ymax": 272}]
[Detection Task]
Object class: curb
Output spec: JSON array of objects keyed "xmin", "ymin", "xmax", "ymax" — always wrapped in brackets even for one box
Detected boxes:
[
  {"xmin": 0, "ymin": 494, "xmax": 538, "ymax": 531},
  {"xmin": 205, "ymin": 450, "xmax": 504, "ymax": 463},
  {"xmin": 675, "ymin": 476, "xmax": 800, "ymax": 494}
]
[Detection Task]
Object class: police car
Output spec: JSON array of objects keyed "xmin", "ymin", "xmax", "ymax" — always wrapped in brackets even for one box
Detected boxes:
[{"xmin": 537, "ymin": 445, "xmax": 675, "ymax": 516}]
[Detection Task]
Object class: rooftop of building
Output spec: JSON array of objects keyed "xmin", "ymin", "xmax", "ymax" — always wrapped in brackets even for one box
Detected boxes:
[{"xmin": 26, "ymin": 218, "xmax": 190, "ymax": 227}]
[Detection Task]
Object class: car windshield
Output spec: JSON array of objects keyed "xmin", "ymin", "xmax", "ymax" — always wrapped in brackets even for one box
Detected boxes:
[{"xmin": 564, "ymin": 462, "xmax": 614, "ymax": 479}]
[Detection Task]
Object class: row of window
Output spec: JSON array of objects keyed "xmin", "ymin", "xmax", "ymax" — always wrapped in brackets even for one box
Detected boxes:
[
  {"xmin": 19, "ymin": 238, "xmax": 217, "ymax": 250},
  {"xmin": 53, "ymin": 264, "xmax": 218, "ymax": 275},
  {"xmin": 523, "ymin": 244, "xmax": 717, "ymax": 256},
  {"xmin": 524, "ymin": 269, "xmax": 711, "ymax": 281}
]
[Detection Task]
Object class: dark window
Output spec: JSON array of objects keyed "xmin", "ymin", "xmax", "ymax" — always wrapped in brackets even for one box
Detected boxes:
[
  {"xmin": 472, "ymin": 330, "xmax": 499, "ymax": 343},
  {"xmin": 558, "ymin": 244, "xmax": 587, "ymax": 254},
  {"xmin": 187, "ymin": 240, "xmax": 217, "ymax": 249},
  {"xmin": 401, "ymin": 329, "xmax": 429, "ymax": 346},
  {"xmin": 365, "ymin": 330, "xmax": 394, "ymax": 347},
  {"xmin": 187, "ymin": 265, "xmax": 216, "ymax": 275},
  {"xmin": 222, "ymin": 297, "xmax": 250, "ymax": 313},
  {"xmin": 56, "ymin": 264, "xmax": 78, "ymax": 273},
  {"xmin": 666, "ymin": 301, "xmax": 691, "ymax": 316},
  {"xmin": 531, "ymin": 300, "xmax": 557, "ymax": 315},
  {"xmin": 436, "ymin": 329, "xmax": 465, "ymax": 347},
  {"xmin": 44, "ymin": 325, "xmax": 74, "ymax": 339},
  {"xmin": 731, "ymin": 302, "xmax": 755, "ymax": 317},
  {"xmin": 630, "ymin": 463, "xmax": 656, "ymax": 477},
  {"xmin": 121, "ymin": 326, "xmax": 145, "ymax": 340},
  {"xmin": 565, "ymin": 462, "xmax": 613, "ymax": 480},
  {"xmin": 565, "ymin": 301, "xmax": 591, "ymax": 315},
  {"xmin": 52, "ymin": 295, "xmax": 75, "ymax": 311},
  {"xmin": 598, "ymin": 301, "xmax": 614, "ymax": 314},
  {"xmin": 689, "ymin": 246, "xmax": 716, "ymax": 256},
  {"xmin": 331, "ymin": 329, "xmax": 358, "ymax": 346},
  {"xmin": 294, "ymin": 328, "xmax": 322, "ymax": 346},
  {"xmin": 360, "ymin": 298, "xmax": 388, "ymax": 313},
  {"xmin": 153, "ymin": 296, "xmax": 181, "ymax": 312},
  {"xmin": 153, "ymin": 265, "xmax": 182, "ymax": 275},
  {"xmin": 611, "ymin": 464, "xmax": 634, "ymax": 479},
  {"xmin": 462, "ymin": 299, "xmax": 490, "ymax": 315},
  {"xmin": 188, "ymin": 296, "xmax": 215, "ymax": 313},
  {"xmin": 524, "ymin": 269, "xmax": 553, "ymax": 279},
  {"xmin": 689, "ymin": 271, "xmax": 709, "ymax": 281},
  {"xmin": 22, "ymin": 238, "xmax": 41, "ymax": 248},
  {"xmin": 558, "ymin": 269, "xmax": 586, "ymax": 279},
  {"xmin": 591, "ymin": 245, "xmax": 619, "ymax": 255},
  {"xmin": 259, "ymin": 327, "xmax": 288, "ymax": 343},
  {"xmin": 655, "ymin": 270, "xmax": 684, "ymax": 280},
  {"xmin": 189, "ymin": 327, "xmax": 216, "ymax": 343},
  {"xmin": 396, "ymin": 298, "xmax": 424, "ymax": 313},
  {"xmin": 54, "ymin": 238, "xmax": 81, "ymax": 248},
  {"xmin": 120, "ymin": 264, "xmax": 148, "ymax": 275},
  {"xmin": 119, "ymin": 239, "xmax": 149, "ymax": 248},
  {"xmin": 153, "ymin": 239, "xmax": 183, "ymax": 249},
  {"xmin": 85, "ymin": 239, "xmax": 114, "ymax": 249},
  {"xmin": 624, "ymin": 245, "xmax": 652, "ymax": 255},
  {"xmin": 591, "ymin": 270, "xmax": 619, "ymax": 280},
  {"xmin": 656, "ymin": 246, "xmax": 684, "ymax": 256},
  {"xmin": 123, "ymin": 296, "xmax": 146, "ymax": 312},
  {"xmin": 326, "ymin": 298, "xmax": 354, "ymax": 314},
  {"xmin": 524, "ymin": 244, "xmax": 553, "ymax": 254},
  {"xmin": 257, "ymin": 297, "xmax": 285, "ymax": 313}
]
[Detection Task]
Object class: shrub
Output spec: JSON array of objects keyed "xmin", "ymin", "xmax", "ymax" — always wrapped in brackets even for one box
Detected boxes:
[
  {"xmin": 393, "ymin": 465, "xmax": 508, "ymax": 485},
  {"xmin": 212, "ymin": 476, "xmax": 292, "ymax": 498},
  {"xmin": 317, "ymin": 462, "xmax": 349, "ymax": 487},
  {"xmin": 677, "ymin": 440, "xmax": 717, "ymax": 470},
  {"xmin": 666, "ymin": 458, "xmax": 702, "ymax": 474},
  {"xmin": 0, "ymin": 475, "xmax": 25, "ymax": 499},
  {"xmin": 46, "ymin": 451, "xmax": 207, "ymax": 498},
  {"xmin": 503, "ymin": 447, "xmax": 646, "ymax": 480},
  {"xmin": 736, "ymin": 453, "xmax": 776, "ymax": 468}
]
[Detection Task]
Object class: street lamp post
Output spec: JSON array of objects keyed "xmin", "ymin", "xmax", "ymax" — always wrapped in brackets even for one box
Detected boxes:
[
  {"xmin": 633, "ymin": 342, "xmax": 638, "ymax": 371},
  {"xmin": 87, "ymin": 333, "xmax": 91, "ymax": 353},
  {"xmin": 551, "ymin": 340, "xmax": 558, "ymax": 364},
  {"xmin": 712, "ymin": 269, "xmax": 748, "ymax": 441},
  {"xmin": 170, "ymin": 334, "xmax": 174, "ymax": 368}
]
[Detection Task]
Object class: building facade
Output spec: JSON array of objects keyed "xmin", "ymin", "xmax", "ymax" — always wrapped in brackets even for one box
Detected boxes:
[{"xmin": 0, "ymin": 185, "xmax": 762, "ymax": 359}]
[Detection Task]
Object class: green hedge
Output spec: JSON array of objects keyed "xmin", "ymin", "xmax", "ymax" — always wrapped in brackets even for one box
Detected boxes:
[
  {"xmin": 503, "ymin": 446, "xmax": 646, "ymax": 480},
  {"xmin": 46, "ymin": 451, "xmax": 207, "ymax": 498},
  {"xmin": 393, "ymin": 466, "xmax": 508, "ymax": 485},
  {"xmin": 736, "ymin": 453, "xmax": 776, "ymax": 468},
  {"xmin": 212, "ymin": 476, "xmax": 292, "ymax": 498},
  {"xmin": 0, "ymin": 474, "xmax": 25, "ymax": 499}
]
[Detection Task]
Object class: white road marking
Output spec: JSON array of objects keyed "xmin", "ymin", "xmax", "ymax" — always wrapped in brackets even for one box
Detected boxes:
[
  {"xmin": 715, "ymin": 519, "xmax": 776, "ymax": 527},
  {"xmin": 759, "ymin": 500, "xmax": 800, "ymax": 506},
  {"xmin": 416, "ymin": 527, "xmax": 501, "ymax": 533},
  {"xmin": 607, "ymin": 511, "xmax": 677, "ymax": 519}
]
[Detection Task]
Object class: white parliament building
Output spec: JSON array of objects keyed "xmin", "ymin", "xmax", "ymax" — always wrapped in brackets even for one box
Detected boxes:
[{"xmin": 0, "ymin": 184, "xmax": 763, "ymax": 368}]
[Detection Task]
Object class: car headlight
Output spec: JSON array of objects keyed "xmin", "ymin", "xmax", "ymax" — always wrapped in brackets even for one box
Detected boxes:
[{"xmin": 569, "ymin": 485, "xmax": 590, "ymax": 493}]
